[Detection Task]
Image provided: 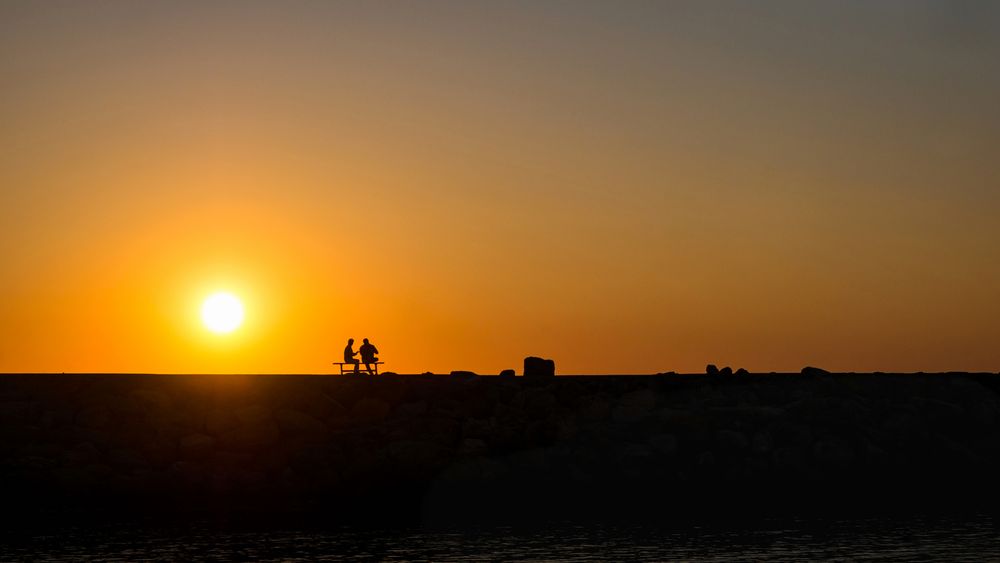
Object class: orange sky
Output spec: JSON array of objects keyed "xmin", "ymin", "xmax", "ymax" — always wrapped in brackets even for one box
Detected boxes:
[{"xmin": 2, "ymin": 2, "xmax": 999, "ymax": 374}]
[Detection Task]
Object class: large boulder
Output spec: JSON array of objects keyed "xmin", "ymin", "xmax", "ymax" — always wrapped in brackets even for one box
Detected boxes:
[
  {"xmin": 274, "ymin": 409, "xmax": 327, "ymax": 437},
  {"xmin": 351, "ymin": 398, "xmax": 391, "ymax": 423},
  {"xmin": 76, "ymin": 404, "xmax": 111, "ymax": 429},
  {"xmin": 221, "ymin": 422, "xmax": 280, "ymax": 450},
  {"xmin": 178, "ymin": 433, "xmax": 216, "ymax": 461},
  {"xmin": 450, "ymin": 371, "xmax": 479, "ymax": 381},
  {"xmin": 613, "ymin": 389, "xmax": 658, "ymax": 422},
  {"xmin": 524, "ymin": 356, "xmax": 555, "ymax": 377}
]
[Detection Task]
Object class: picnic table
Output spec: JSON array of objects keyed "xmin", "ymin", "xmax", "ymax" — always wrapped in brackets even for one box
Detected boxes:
[{"xmin": 332, "ymin": 361, "xmax": 385, "ymax": 375}]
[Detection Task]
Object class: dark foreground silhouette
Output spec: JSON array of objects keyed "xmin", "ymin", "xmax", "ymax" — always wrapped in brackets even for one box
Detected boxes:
[{"xmin": 2, "ymin": 371, "xmax": 1000, "ymax": 525}]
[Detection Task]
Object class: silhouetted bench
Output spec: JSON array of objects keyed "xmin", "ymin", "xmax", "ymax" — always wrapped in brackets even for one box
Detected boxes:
[{"xmin": 332, "ymin": 362, "xmax": 385, "ymax": 375}]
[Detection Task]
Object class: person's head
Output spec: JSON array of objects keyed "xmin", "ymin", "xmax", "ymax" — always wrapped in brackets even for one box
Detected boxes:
[
  {"xmin": 363, "ymin": 338, "xmax": 369, "ymax": 344},
  {"xmin": 348, "ymin": 338, "xmax": 354, "ymax": 345}
]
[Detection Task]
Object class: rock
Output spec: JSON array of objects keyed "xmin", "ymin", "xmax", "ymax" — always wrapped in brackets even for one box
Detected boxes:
[
  {"xmin": 555, "ymin": 415, "xmax": 578, "ymax": 442},
  {"xmin": 579, "ymin": 396, "xmax": 612, "ymax": 421},
  {"xmin": 319, "ymin": 393, "xmax": 348, "ymax": 419},
  {"xmin": 417, "ymin": 416, "xmax": 461, "ymax": 446},
  {"xmin": 450, "ymin": 371, "xmax": 479, "ymax": 380},
  {"xmin": 648, "ymin": 433, "xmax": 678, "ymax": 455},
  {"xmin": 80, "ymin": 463, "xmax": 113, "ymax": 483},
  {"xmin": 130, "ymin": 389, "xmax": 173, "ymax": 412},
  {"xmin": 0, "ymin": 400, "xmax": 41, "ymax": 423},
  {"xmin": 919, "ymin": 398, "xmax": 965, "ymax": 421},
  {"xmin": 64, "ymin": 442, "xmax": 101, "ymax": 465},
  {"xmin": 524, "ymin": 356, "xmax": 555, "ymax": 377},
  {"xmin": 286, "ymin": 390, "xmax": 343, "ymax": 420},
  {"xmin": 460, "ymin": 438, "xmax": 489, "ymax": 456},
  {"xmin": 969, "ymin": 400, "xmax": 998, "ymax": 426},
  {"xmin": 509, "ymin": 449, "xmax": 550, "ymax": 472},
  {"xmin": 772, "ymin": 447, "xmax": 805, "ymax": 471},
  {"xmin": 613, "ymin": 389, "xmax": 658, "ymax": 422},
  {"xmin": 716, "ymin": 429, "xmax": 749, "ymax": 451},
  {"xmin": 210, "ymin": 451, "xmax": 253, "ymax": 469},
  {"xmin": 801, "ymin": 366, "xmax": 830, "ymax": 376},
  {"xmin": 232, "ymin": 468, "xmax": 266, "ymax": 490},
  {"xmin": 140, "ymin": 438, "xmax": 177, "ymax": 466},
  {"xmin": 864, "ymin": 442, "xmax": 889, "ymax": 466},
  {"xmin": 76, "ymin": 404, "xmax": 111, "ymax": 429},
  {"xmin": 421, "ymin": 371, "xmax": 435, "ymax": 376},
  {"xmin": 178, "ymin": 433, "xmax": 215, "ymax": 460},
  {"xmin": 813, "ymin": 440, "xmax": 855, "ymax": 467},
  {"xmin": 351, "ymin": 398, "xmax": 391, "ymax": 423},
  {"xmin": 735, "ymin": 368, "xmax": 750, "ymax": 376},
  {"xmin": 719, "ymin": 366, "xmax": 733, "ymax": 376},
  {"xmin": 461, "ymin": 418, "xmax": 494, "ymax": 439},
  {"xmin": 396, "ymin": 401, "xmax": 428, "ymax": 417},
  {"xmin": 16, "ymin": 455, "xmax": 57, "ymax": 473},
  {"xmin": 205, "ymin": 410, "xmax": 238, "ymax": 436},
  {"xmin": 235, "ymin": 405, "xmax": 272, "ymax": 425},
  {"xmin": 275, "ymin": 409, "xmax": 327, "ymax": 437},
  {"xmin": 169, "ymin": 461, "xmax": 206, "ymax": 485},
  {"xmin": 523, "ymin": 389, "xmax": 557, "ymax": 416},
  {"xmin": 39, "ymin": 409, "xmax": 69, "ymax": 429},
  {"xmin": 499, "ymin": 369, "xmax": 516, "ymax": 378},
  {"xmin": 564, "ymin": 463, "xmax": 597, "ymax": 486},
  {"xmin": 107, "ymin": 448, "xmax": 146, "ymax": 469},
  {"xmin": 430, "ymin": 398, "xmax": 462, "ymax": 417},
  {"xmin": 752, "ymin": 431, "xmax": 773, "ymax": 454},
  {"xmin": 383, "ymin": 440, "xmax": 451, "ymax": 472},
  {"xmin": 222, "ymin": 422, "xmax": 280, "ymax": 450},
  {"xmin": 706, "ymin": 364, "xmax": 720, "ymax": 376},
  {"xmin": 438, "ymin": 458, "xmax": 483, "ymax": 482},
  {"xmin": 697, "ymin": 451, "xmax": 716, "ymax": 467},
  {"xmin": 622, "ymin": 443, "xmax": 653, "ymax": 458},
  {"xmin": 147, "ymin": 411, "xmax": 194, "ymax": 442},
  {"xmin": 20, "ymin": 442, "xmax": 61, "ymax": 459}
]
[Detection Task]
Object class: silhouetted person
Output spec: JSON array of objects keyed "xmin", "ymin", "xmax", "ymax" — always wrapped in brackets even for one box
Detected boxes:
[
  {"xmin": 344, "ymin": 338, "xmax": 360, "ymax": 374},
  {"xmin": 359, "ymin": 338, "xmax": 379, "ymax": 375}
]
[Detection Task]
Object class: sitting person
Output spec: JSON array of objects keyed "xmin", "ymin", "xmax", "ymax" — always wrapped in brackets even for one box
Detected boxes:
[
  {"xmin": 359, "ymin": 338, "xmax": 379, "ymax": 375},
  {"xmin": 343, "ymin": 338, "xmax": 360, "ymax": 374}
]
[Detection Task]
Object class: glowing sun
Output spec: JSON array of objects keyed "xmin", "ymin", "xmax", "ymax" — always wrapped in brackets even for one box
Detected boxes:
[{"xmin": 201, "ymin": 292, "xmax": 244, "ymax": 334}]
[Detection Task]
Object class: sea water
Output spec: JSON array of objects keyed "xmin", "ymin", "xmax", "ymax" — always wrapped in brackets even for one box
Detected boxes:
[{"xmin": 4, "ymin": 514, "xmax": 1000, "ymax": 561}]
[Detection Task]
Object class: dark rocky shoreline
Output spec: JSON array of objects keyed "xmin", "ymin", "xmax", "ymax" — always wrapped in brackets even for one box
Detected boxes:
[{"xmin": 2, "ymin": 372, "xmax": 1000, "ymax": 525}]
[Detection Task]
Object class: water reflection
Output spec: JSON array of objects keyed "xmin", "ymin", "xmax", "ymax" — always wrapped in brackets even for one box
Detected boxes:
[{"xmin": 4, "ymin": 515, "xmax": 1000, "ymax": 561}]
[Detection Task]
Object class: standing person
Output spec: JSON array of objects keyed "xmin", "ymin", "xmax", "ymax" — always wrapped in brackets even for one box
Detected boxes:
[
  {"xmin": 344, "ymin": 338, "xmax": 360, "ymax": 374},
  {"xmin": 359, "ymin": 338, "xmax": 379, "ymax": 375}
]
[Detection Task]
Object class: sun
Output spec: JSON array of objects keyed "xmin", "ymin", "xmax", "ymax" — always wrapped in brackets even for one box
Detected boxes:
[{"xmin": 201, "ymin": 292, "xmax": 244, "ymax": 334}]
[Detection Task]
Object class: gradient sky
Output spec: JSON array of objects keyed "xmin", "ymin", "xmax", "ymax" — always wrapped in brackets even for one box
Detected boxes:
[{"xmin": 2, "ymin": 1, "xmax": 999, "ymax": 374}]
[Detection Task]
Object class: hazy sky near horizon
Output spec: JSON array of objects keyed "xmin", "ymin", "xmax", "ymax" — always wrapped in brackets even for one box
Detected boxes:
[{"xmin": 2, "ymin": 1, "xmax": 999, "ymax": 374}]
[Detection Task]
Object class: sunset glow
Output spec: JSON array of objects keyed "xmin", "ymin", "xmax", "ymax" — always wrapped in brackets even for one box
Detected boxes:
[{"xmin": 1, "ymin": 2, "xmax": 998, "ymax": 374}]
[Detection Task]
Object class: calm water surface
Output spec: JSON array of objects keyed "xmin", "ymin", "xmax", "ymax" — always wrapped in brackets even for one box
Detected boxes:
[{"xmin": 4, "ymin": 515, "xmax": 1000, "ymax": 561}]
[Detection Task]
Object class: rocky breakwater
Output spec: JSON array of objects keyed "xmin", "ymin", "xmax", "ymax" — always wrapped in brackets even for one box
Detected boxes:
[{"xmin": 2, "ymin": 372, "xmax": 1000, "ymax": 523}]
